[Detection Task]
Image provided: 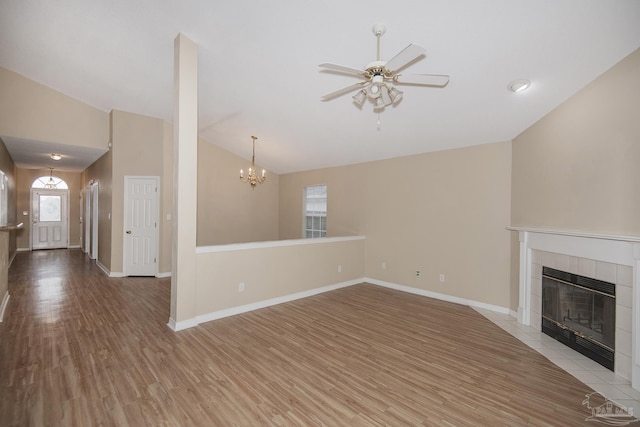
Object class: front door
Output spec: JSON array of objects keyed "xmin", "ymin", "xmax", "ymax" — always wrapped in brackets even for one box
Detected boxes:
[
  {"xmin": 123, "ymin": 176, "xmax": 158, "ymax": 276},
  {"xmin": 31, "ymin": 189, "xmax": 69, "ymax": 250}
]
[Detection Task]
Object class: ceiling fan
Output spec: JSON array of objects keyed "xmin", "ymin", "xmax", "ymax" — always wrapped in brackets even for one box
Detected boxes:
[{"xmin": 320, "ymin": 24, "xmax": 449, "ymax": 111}]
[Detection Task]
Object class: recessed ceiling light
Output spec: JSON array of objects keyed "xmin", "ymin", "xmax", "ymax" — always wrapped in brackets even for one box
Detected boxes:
[
  {"xmin": 50, "ymin": 153, "xmax": 62, "ymax": 160},
  {"xmin": 508, "ymin": 79, "xmax": 531, "ymax": 93}
]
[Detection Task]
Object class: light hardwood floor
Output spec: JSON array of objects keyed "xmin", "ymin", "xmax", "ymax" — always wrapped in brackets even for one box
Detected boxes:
[{"xmin": 0, "ymin": 249, "xmax": 604, "ymax": 426}]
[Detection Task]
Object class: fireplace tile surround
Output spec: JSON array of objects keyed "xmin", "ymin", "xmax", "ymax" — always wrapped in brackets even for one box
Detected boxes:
[{"xmin": 509, "ymin": 227, "xmax": 640, "ymax": 391}]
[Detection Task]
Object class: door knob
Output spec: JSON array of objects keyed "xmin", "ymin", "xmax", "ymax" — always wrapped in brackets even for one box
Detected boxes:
[{"xmin": 126, "ymin": 230, "xmax": 132, "ymax": 234}]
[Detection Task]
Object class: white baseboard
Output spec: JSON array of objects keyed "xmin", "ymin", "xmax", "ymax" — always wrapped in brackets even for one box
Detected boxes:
[
  {"xmin": 167, "ymin": 277, "xmax": 511, "ymax": 332},
  {"xmin": 170, "ymin": 278, "xmax": 362, "ymax": 332},
  {"xmin": 167, "ymin": 317, "xmax": 199, "ymax": 332},
  {"xmin": 156, "ymin": 272, "xmax": 172, "ymax": 278},
  {"xmin": 364, "ymin": 278, "xmax": 511, "ymax": 315},
  {"xmin": 95, "ymin": 260, "xmax": 125, "ymax": 278},
  {"xmin": 68, "ymin": 245, "xmax": 81, "ymax": 249},
  {"xmin": 17, "ymin": 247, "xmax": 30, "ymax": 252},
  {"xmin": 0, "ymin": 291, "xmax": 9, "ymax": 322},
  {"xmin": 96, "ymin": 260, "xmax": 110, "ymax": 276}
]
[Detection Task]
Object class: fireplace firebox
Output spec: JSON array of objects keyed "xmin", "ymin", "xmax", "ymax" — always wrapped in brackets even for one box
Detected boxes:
[{"xmin": 541, "ymin": 266, "xmax": 615, "ymax": 370}]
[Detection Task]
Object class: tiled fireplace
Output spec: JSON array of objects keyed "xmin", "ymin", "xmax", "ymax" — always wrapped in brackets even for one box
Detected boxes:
[{"xmin": 511, "ymin": 228, "xmax": 640, "ymax": 390}]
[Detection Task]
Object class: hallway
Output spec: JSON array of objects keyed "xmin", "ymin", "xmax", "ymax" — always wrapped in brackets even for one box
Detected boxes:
[{"xmin": 0, "ymin": 249, "xmax": 172, "ymax": 425}]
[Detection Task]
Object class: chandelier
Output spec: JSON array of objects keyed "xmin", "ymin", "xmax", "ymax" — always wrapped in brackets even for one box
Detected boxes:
[
  {"xmin": 44, "ymin": 168, "xmax": 57, "ymax": 189},
  {"xmin": 239, "ymin": 136, "xmax": 266, "ymax": 188}
]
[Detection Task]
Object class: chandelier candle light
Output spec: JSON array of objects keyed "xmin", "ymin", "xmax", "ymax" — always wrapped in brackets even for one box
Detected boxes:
[{"xmin": 239, "ymin": 136, "xmax": 266, "ymax": 188}]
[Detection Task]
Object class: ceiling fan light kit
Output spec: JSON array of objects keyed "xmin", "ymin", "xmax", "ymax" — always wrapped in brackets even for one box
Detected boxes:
[{"xmin": 320, "ymin": 23, "xmax": 449, "ymax": 113}]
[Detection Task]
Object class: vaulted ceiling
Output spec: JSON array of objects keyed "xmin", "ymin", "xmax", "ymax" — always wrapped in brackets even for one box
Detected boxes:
[{"xmin": 1, "ymin": 0, "xmax": 639, "ymax": 173}]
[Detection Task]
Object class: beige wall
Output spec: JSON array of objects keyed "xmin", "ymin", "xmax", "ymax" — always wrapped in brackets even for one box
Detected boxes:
[
  {"xmin": 110, "ymin": 110, "xmax": 166, "ymax": 274},
  {"xmin": 367, "ymin": 142, "xmax": 513, "ymax": 308},
  {"xmin": 15, "ymin": 168, "xmax": 82, "ymax": 250},
  {"xmin": 279, "ymin": 163, "xmax": 367, "ymax": 240},
  {"xmin": 510, "ymin": 48, "xmax": 640, "ymax": 312},
  {"xmin": 197, "ymin": 139, "xmax": 279, "ymax": 245},
  {"xmin": 0, "ymin": 67, "xmax": 109, "ymax": 150},
  {"xmin": 195, "ymin": 237, "xmax": 365, "ymax": 317},
  {"xmin": 512, "ymin": 48, "xmax": 640, "ymax": 235},
  {"xmin": 279, "ymin": 141, "xmax": 513, "ymax": 309}
]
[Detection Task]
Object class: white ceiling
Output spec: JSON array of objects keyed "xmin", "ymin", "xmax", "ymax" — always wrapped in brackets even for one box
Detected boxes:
[
  {"xmin": 1, "ymin": 0, "xmax": 639, "ymax": 174},
  {"xmin": 1, "ymin": 136, "xmax": 108, "ymax": 172}
]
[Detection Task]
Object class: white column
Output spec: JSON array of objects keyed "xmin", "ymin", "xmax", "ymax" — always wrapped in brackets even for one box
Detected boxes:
[
  {"xmin": 168, "ymin": 33, "xmax": 199, "ymax": 331},
  {"xmin": 517, "ymin": 230, "xmax": 531, "ymax": 326}
]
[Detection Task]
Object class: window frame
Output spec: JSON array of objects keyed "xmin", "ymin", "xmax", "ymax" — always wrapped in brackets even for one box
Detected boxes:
[
  {"xmin": 302, "ymin": 184, "xmax": 327, "ymax": 238},
  {"xmin": 32, "ymin": 175, "xmax": 68, "ymax": 190}
]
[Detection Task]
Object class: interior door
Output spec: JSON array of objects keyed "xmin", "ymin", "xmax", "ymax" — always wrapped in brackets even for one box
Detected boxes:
[
  {"xmin": 31, "ymin": 189, "xmax": 69, "ymax": 250},
  {"xmin": 123, "ymin": 176, "xmax": 158, "ymax": 276}
]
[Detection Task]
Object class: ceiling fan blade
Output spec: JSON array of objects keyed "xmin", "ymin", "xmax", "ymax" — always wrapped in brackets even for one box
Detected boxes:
[
  {"xmin": 383, "ymin": 44, "xmax": 426, "ymax": 73},
  {"xmin": 394, "ymin": 73, "xmax": 450, "ymax": 87},
  {"xmin": 319, "ymin": 63, "xmax": 366, "ymax": 76},
  {"xmin": 321, "ymin": 82, "xmax": 366, "ymax": 101}
]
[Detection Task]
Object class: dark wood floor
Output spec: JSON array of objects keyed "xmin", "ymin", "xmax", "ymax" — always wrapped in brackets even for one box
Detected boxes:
[{"xmin": 0, "ymin": 249, "xmax": 599, "ymax": 426}]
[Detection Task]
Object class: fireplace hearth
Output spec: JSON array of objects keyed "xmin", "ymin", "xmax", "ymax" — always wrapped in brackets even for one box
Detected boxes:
[{"xmin": 542, "ymin": 266, "xmax": 615, "ymax": 370}]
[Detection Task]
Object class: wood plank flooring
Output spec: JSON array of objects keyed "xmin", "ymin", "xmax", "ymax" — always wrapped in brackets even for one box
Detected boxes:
[{"xmin": 0, "ymin": 249, "xmax": 599, "ymax": 426}]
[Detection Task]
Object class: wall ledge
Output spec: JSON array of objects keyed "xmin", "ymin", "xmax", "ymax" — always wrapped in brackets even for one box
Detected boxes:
[{"xmin": 196, "ymin": 235, "xmax": 366, "ymax": 254}]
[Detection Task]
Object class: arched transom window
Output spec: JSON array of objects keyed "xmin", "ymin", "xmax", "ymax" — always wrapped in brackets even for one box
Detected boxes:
[{"xmin": 32, "ymin": 174, "xmax": 68, "ymax": 190}]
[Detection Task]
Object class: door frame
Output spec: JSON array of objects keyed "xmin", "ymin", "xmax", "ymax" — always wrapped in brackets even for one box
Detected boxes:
[
  {"xmin": 90, "ymin": 182, "xmax": 98, "ymax": 260},
  {"xmin": 30, "ymin": 188, "xmax": 70, "ymax": 250},
  {"xmin": 83, "ymin": 187, "xmax": 90, "ymax": 254},
  {"xmin": 123, "ymin": 176, "xmax": 159, "ymax": 277}
]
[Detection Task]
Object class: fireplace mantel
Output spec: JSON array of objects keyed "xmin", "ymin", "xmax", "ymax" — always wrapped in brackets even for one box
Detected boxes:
[{"xmin": 508, "ymin": 226, "xmax": 640, "ymax": 390}]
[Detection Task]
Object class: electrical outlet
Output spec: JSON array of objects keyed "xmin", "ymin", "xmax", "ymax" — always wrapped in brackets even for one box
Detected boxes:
[
  {"xmin": 338, "ymin": 264, "xmax": 342, "ymax": 273},
  {"xmin": 238, "ymin": 282, "xmax": 245, "ymax": 292},
  {"xmin": 416, "ymin": 270, "xmax": 421, "ymax": 277},
  {"xmin": 439, "ymin": 274, "xmax": 445, "ymax": 282},
  {"xmin": 381, "ymin": 261, "xmax": 386, "ymax": 270}
]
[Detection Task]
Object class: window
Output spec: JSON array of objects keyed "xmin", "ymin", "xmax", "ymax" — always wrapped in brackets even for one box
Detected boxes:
[
  {"xmin": 303, "ymin": 184, "xmax": 326, "ymax": 238},
  {"xmin": 32, "ymin": 175, "xmax": 68, "ymax": 189},
  {"xmin": 39, "ymin": 195, "xmax": 62, "ymax": 222}
]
